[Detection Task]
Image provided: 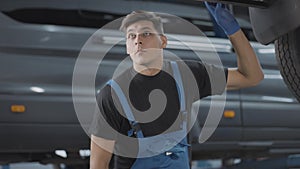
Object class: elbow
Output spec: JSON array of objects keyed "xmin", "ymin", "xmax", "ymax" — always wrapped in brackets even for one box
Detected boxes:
[
  {"xmin": 259, "ymin": 71, "xmax": 264, "ymax": 82},
  {"xmin": 251, "ymin": 71, "xmax": 264, "ymax": 87}
]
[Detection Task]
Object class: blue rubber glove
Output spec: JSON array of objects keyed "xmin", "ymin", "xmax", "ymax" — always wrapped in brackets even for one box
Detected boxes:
[{"xmin": 205, "ymin": 2, "xmax": 240, "ymax": 36}]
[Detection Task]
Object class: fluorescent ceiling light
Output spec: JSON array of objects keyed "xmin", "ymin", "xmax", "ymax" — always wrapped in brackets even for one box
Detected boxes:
[
  {"xmin": 258, "ymin": 48, "xmax": 275, "ymax": 54},
  {"xmin": 262, "ymin": 96, "xmax": 294, "ymax": 103},
  {"xmin": 102, "ymin": 36, "xmax": 232, "ymax": 53},
  {"xmin": 264, "ymin": 74, "xmax": 283, "ymax": 79},
  {"xmin": 30, "ymin": 86, "xmax": 45, "ymax": 93}
]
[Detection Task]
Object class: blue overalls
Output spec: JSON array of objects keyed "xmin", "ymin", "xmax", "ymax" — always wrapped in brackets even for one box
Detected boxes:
[{"xmin": 107, "ymin": 61, "xmax": 190, "ymax": 169}]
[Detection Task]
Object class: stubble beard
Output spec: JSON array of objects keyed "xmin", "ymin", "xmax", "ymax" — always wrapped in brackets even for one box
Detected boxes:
[{"xmin": 132, "ymin": 49, "xmax": 163, "ymax": 73}]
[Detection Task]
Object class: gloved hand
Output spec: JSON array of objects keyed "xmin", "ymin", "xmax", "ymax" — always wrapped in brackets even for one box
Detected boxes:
[{"xmin": 204, "ymin": 2, "xmax": 240, "ymax": 36}]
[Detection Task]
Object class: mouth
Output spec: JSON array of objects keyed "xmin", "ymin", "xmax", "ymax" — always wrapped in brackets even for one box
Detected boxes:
[{"xmin": 135, "ymin": 49, "xmax": 146, "ymax": 54}]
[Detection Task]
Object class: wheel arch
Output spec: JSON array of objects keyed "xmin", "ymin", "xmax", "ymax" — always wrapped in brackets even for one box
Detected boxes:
[{"xmin": 249, "ymin": 0, "xmax": 300, "ymax": 45}]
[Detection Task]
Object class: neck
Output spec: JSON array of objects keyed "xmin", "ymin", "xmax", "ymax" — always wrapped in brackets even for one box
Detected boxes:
[
  {"xmin": 139, "ymin": 68, "xmax": 161, "ymax": 76},
  {"xmin": 133, "ymin": 60, "xmax": 163, "ymax": 76}
]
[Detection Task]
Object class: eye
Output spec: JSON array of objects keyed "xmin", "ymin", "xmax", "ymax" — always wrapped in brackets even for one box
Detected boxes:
[
  {"xmin": 143, "ymin": 32, "xmax": 152, "ymax": 37},
  {"xmin": 127, "ymin": 33, "xmax": 136, "ymax": 39}
]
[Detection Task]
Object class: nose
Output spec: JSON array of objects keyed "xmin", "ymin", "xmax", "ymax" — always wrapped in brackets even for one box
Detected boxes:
[
  {"xmin": 135, "ymin": 41, "xmax": 142, "ymax": 45},
  {"xmin": 134, "ymin": 34, "xmax": 143, "ymax": 45}
]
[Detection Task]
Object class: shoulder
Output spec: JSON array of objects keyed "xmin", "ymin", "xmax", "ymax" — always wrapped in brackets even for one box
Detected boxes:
[
  {"xmin": 96, "ymin": 84, "xmax": 113, "ymax": 109},
  {"xmin": 113, "ymin": 67, "xmax": 134, "ymax": 85},
  {"xmin": 96, "ymin": 67, "xmax": 133, "ymax": 110},
  {"xmin": 97, "ymin": 67, "xmax": 132, "ymax": 96}
]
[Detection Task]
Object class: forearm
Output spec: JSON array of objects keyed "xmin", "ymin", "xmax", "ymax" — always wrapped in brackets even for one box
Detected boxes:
[
  {"xmin": 229, "ymin": 30, "xmax": 264, "ymax": 86},
  {"xmin": 90, "ymin": 156, "xmax": 110, "ymax": 169},
  {"xmin": 90, "ymin": 135, "xmax": 114, "ymax": 169},
  {"xmin": 90, "ymin": 147, "xmax": 112, "ymax": 169}
]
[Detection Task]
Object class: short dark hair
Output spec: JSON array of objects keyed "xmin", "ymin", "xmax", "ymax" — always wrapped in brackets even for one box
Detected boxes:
[{"xmin": 119, "ymin": 10, "xmax": 164, "ymax": 34}]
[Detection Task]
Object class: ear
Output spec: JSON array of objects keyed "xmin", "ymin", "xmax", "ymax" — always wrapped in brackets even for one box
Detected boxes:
[{"xmin": 160, "ymin": 35, "xmax": 167, "ymax": 48}]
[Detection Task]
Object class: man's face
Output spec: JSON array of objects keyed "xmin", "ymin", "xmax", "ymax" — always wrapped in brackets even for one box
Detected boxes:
[{"xmin": 126, "ymin": 20, "xmax": 167, "ymax": 66}]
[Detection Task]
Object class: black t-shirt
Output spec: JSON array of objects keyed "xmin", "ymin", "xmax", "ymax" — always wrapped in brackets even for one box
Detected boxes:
[{"xmin": 89, "ymin": 60, "xmax": 228, "ymax": 168}]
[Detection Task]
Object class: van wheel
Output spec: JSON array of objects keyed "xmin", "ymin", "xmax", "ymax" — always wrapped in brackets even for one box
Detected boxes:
[{"xmin": 275, "ymin": 27, "xmax": 300, "ymax": 102}]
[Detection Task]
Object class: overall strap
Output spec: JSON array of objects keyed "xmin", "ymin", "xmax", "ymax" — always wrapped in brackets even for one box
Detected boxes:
[
  {"xmin": 107, "ymin": 80, "xmax": 144, "ymax": 138},
  {"xmin": 170, "ymin": 61, "xmax": 186, "ymax": 112},
  {"xmin": 170, "ymin": 61, "xmax": 187, "ymax": 132}
]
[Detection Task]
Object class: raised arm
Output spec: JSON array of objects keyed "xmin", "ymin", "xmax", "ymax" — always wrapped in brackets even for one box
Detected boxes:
[
  {"xmin": 227, "ymin": 30, "xmax": 264, "ymax": 90},
  {"xmin": 205, "ymin": 2, "xmax": 264, "ymax": 90},
  {"xmin": 90, "ymin": 135, "xmax": 115, "ymax": 169}
]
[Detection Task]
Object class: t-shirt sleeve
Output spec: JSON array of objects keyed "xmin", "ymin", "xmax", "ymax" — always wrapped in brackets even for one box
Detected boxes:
[
  {"xmin": 184, "ymin": 60, "xmax": 228, "ymax": 99},
  {"xmin": 89, "ymin": 85, "xmax": 122, "ymax": 140}
]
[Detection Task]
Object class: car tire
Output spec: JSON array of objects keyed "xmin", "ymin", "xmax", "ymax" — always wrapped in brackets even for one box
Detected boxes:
[{"xmin": 275, "ymin": 27, "xmax": 300, "ymax": 102}]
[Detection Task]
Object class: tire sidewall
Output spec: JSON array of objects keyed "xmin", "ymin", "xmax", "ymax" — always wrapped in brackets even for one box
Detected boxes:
[{"xmin": 275, "ymin": 27, "xmax": 300, "ymax": 102}]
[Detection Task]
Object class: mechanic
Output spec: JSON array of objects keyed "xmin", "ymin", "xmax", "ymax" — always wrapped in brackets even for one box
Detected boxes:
[{"xmin": 89, "ymin": 2, "xmax": 264, "ymax": 169}]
